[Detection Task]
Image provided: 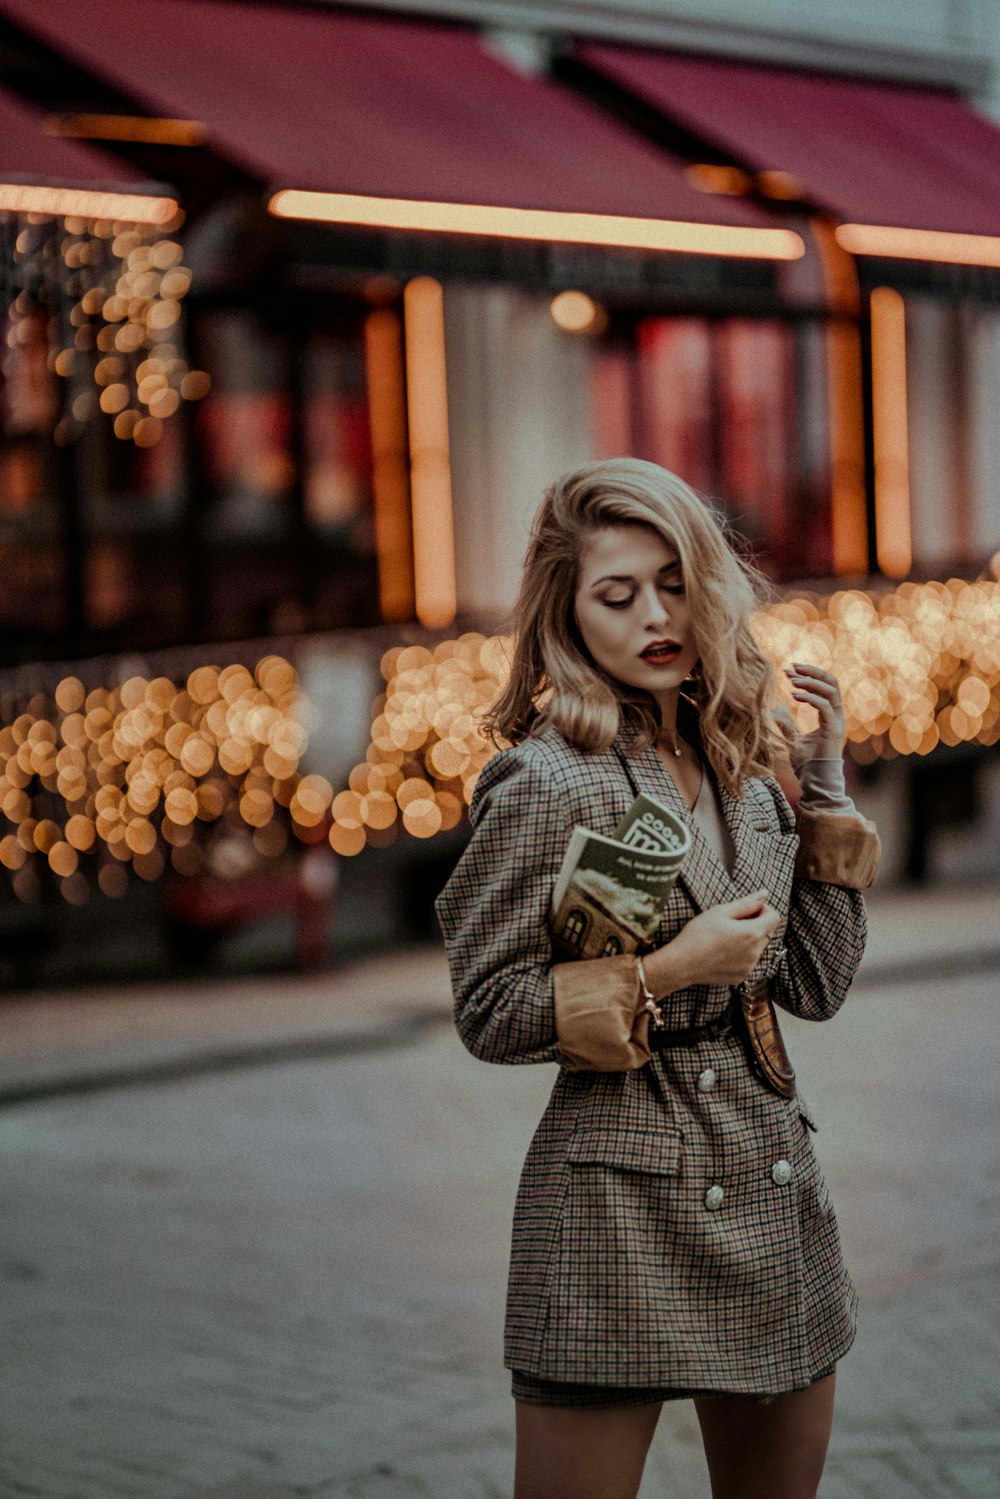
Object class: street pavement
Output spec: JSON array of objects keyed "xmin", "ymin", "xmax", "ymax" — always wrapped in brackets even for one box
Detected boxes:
[{"xmin": 1, "ymin": 882, "xmax": 999, "ymax": 1498}]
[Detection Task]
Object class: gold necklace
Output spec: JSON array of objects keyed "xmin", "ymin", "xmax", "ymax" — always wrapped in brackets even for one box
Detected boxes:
[{"xmin": 658, "ymin": 732, "xmax": 683, "ymax": 759}]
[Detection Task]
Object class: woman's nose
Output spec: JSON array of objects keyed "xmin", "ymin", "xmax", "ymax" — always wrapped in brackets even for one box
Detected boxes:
[{"xmin": 640, "ymin": 586, "xmax": 670, "ymax": 627}]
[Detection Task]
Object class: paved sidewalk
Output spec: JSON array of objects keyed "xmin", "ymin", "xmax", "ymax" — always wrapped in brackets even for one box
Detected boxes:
[{"xmin": 1, "ymin": 880, "xmax": 999, "ymax": 1497}]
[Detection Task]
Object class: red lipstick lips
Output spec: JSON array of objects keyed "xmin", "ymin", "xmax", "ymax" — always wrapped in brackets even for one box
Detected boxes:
[{"xmin": 640, "ymin": 639, "xmax": 681, "ymax": 663}]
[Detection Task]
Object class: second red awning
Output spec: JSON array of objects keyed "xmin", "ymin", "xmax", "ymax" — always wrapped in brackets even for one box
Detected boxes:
[{"xmin": 580, "ymin": 43, "xmax": 1000, "ymax": 237}]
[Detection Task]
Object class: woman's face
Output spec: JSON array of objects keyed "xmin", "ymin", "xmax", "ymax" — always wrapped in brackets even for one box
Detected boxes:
[{"xmin": 574, "ymin": 523, "xmax": 698, "ymax": 701}]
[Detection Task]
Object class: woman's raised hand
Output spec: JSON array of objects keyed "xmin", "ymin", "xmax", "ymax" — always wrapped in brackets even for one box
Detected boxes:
[
  {"xmin": 784, "ymin": 662, "xmax": 846, "ymax": 761},
  {"xmin": 645, "ymin": 891, "xmax": 781, "ymax": 996}
]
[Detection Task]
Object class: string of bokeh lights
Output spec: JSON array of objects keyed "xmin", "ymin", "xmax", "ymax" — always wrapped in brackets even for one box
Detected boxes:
[
  {"xmin": 0, "ymin": 657, "xmax": 310, "ymax": 905},
  {"xmin": 754, "ymin": 577, "xmax": 1000, "ymax": 761},
  {"xmin": 1, "ymin": 576, "xmax": 999, "ymax": 902},
  {"xmin": 2, "ymin": 208, "xmax": 210, "ymax": 447}
]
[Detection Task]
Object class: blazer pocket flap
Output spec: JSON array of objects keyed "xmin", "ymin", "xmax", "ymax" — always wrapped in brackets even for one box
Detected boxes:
[{"xmin": 567, "ymin": 1127, "xmax": 682, "ymax": 1176}]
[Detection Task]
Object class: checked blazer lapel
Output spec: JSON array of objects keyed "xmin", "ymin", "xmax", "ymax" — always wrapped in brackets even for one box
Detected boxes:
[{"xmin": 625, "ymin": 742, "xmax": 745, "ymax": 914}]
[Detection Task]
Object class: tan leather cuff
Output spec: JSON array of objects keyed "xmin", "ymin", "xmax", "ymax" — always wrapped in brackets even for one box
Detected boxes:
[
  {"xmin": 794, "ymin": 806, "xmax": 881, "ymax": 889},
  {"xmin": 553, "ymin": 954, "xmax": 652, "ymax": 1072}
]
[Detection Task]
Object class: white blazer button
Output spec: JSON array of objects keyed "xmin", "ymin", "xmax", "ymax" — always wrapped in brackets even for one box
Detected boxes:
[
  {"xmin": 697, "ymin": 1068, "xmax": 716, "ymax": 1093},
  {"xmin": 771, "ymin": 1159, "xmax": 792, "ymax": 1186},
  {"xmin": 704, "ymin": 1185, "xmax": 724, "ymax": 1210}
]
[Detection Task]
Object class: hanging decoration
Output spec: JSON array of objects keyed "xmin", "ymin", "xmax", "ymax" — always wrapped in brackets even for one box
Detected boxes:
[{"xmin": 0, "ymin": 204, "xmax": 210, "ymax": 447}]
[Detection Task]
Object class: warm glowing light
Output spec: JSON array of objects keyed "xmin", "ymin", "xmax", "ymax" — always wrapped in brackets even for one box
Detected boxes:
[
  {"xmin": 826, "ymin": 321, "xmax": 868, "ymax": 576},
  {"xmin": 268, "ymin": 190, "xmax": 806, "ymax": 261},
  {"xmin": 870, "ymin": 287, "xmax": 912, "ymax": 578},
  {"xmin": 329, "ymin": 822, "xmax": 366, "ymax": 857},
  {"xmin": 756, "ymin": 171, "xmax": 803, "ymax": 201},
  {"xmin": 6, "ymin": 583, "xmax": 1000, "ymax": 902},
  {"xmin": 685, "ymin": 164, "xmax": 752, "ymax": 197},
  {"xmin": 550, "ymin": 290, "xmax": 604, "ymax": 334},
  {"xmin": 45, "ymin": 114, "xmax": 206, "ymax": 147},
  {"xmin": 0, "ymin": 185, "xmax": 179, "ymax": 224},
  {"xmin": 364, "ymin": 308, "xmax": 415, "ymax": 622},
  {"xmin": 347, "ymin": 584, "xmax": 1000, "ymax": 837},
  {"xmin": 404, "ymin": 278, "xmax": 457, "ymax": 630},
  {"xmin": 835, "ymin": 223, "xmax": 1000, "ymax": 268},
  {"xmin": 7, "ymin": 212, "xmax": 201, "ymax": 446},
  {"xmin": 179, "ymin": 370, "xmax": 211, "ymax": 401},
  {"xmin": 0, "ymin": 654, "xmax": 315, "ymax": 901},
  {"xmin": 810, "ymin": 218, "xmax": 867, "ymax": 576},
  {"xmin": 751, "ymin": 579, "xmax": 1000, "ymax": 763}
]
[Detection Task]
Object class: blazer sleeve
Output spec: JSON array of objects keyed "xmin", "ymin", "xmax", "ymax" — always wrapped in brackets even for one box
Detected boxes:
[
  {"xmin": 435, "ymin": 747, "xmax": 573, "ymax": 1065},
  {"xmin": 766, "ymin": 776, "xmax": 873, "ymax": 1023}
]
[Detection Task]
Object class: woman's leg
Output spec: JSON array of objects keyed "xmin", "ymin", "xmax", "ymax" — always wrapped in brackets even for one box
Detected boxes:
[
  {"xmin": 694, "ymin": 1372, "xmax": 836, "ymax": 1499},
  {"xmin": 514, "ymin": 1400, "xmax": 663, "ymax": 1499}
]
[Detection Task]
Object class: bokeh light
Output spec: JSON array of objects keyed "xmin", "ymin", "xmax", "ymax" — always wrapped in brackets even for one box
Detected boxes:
[
  {"xmin": 751, "ymin": 579, "xmax": 1000, "ymax": 763},
  {"xmin": 3, "ymin": 208, "xmax": 208, "ymax": 450},
  {"xmin": 3, "ymin": 579, "xmax": 1000, "ymax": 904},
  {"xmin": 0, "ymin": 654, "xmax": 311, "ymax": 901}
]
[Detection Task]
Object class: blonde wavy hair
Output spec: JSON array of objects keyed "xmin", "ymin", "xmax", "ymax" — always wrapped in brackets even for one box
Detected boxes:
[{"xmin": 485, "ymin": 458, "xmax": 784, "ymax": 795}]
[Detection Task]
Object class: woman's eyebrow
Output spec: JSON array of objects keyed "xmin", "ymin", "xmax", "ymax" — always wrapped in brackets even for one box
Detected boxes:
[{"xmin": 590, "ymin": 561, "xmax": 681, "ymax": 587}]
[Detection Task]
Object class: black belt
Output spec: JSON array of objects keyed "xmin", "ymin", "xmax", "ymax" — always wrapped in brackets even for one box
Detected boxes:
[{"xmin": 647, "ymin": 997, "xmax": 738, "ymax": 1051}]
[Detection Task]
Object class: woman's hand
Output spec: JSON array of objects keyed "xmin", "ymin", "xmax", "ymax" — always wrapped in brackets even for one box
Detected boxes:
[
  {"xmin": 783, "ymin": 662, "xmax": 846, "ymax": 762},
  {"xmin": 643, "ymin": 891, "xmax": 781, "ymax": 996}
]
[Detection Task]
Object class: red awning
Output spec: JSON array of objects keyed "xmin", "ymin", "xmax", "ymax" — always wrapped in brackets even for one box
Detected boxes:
[
  {"xmin": 579, "ymin": 44, "xmax": 1000, "ymax": 236},
  {"xmin": 0, "ymin": 0, "xmax": 783, "ymax": 233},
  {"xmin": 0, "ymin": 83, "xmax": 143, "ymax": 184}
]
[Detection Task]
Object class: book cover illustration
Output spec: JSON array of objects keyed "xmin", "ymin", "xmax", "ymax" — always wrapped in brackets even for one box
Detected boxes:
[{"xmin": 551, "ymin": 792, "xmax": 691, "ymax": 962}]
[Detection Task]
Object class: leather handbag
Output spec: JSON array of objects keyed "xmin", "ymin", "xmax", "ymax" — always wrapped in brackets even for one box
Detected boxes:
[{"xmin": 733, "ymin": 975, "xmax": 797, "ymax": 1099}]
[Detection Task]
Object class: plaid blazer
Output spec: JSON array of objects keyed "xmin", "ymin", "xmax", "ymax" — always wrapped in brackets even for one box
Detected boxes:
[{"xmin": 436, "ymin": 726, "xmax": 868, "ymax": 1396}]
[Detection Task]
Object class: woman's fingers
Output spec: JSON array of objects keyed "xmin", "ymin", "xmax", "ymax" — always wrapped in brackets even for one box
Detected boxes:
[
  {"xmin": 785, "ymin": 663, "xmax": 839, "ymax": 693},
  {"xmin": 785, "ymin": 665, "xmax": 843, "ymax": 713},
  {"xmin": 783, "ymin": 662, "xmax": 846, "ymax": 756},
  {"xmin": 790, "ymin": 686, "xmax": 835, "ymax": 712}
]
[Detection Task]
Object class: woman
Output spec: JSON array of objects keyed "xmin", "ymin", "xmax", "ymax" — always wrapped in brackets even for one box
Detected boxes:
[{"xmin": 435, "ymin": 459, "xmax": 880, "ymax": 1499}]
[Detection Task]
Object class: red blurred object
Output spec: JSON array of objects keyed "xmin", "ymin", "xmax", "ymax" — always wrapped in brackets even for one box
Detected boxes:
[
  {"xmin": 581, "ymin": 44, "xmax": 1000, "ymax": 235},
  {"xmin": 163, "ymin": 846, "xmax": 334, "ymax": 971}
]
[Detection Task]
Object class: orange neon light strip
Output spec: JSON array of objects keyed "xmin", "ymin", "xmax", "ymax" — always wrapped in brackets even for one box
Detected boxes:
[
  {"xmin": 364, "ymin": 307, "xmax": 416, "ymax": 623},
  {"xmin": 45, "ymin": 114, "xmax": 206, "ymax": 147},
  {"xmin": 269, "ymin": 190, "xmax": 805, "ymax": 260},
  {"xmin": 826, "ymin": 322, "xmax": 868, "ymax": 576},
  {"xmin": 836, "ymin": 223, "xmax": 1000, "ymax": 268},
  {"xmin": 404, "ymin": 277, "xmax": 457, "ymax": 630},
  {"xmin": 0, "ymin": 183, "xmax": 179, "ymax": 224},
  {"xmin": 870, "ymin": 287, "xmax": 912, "ymax": 578}
]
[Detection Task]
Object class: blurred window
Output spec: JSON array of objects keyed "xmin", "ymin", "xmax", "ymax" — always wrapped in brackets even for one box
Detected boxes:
[
  {"xmin": 196, "ymin": 305, "xmax": 379, "ymax": 639},
  {"xmin": 0, "ymin": 294, "xmax": 385, "ymax": 660},
  {"xmin": 0, "ymin": 308, "xmax": 64, "ymax": 638},
  {"xmin": 590, "ymin": 315, "xmax": 833, "ymax": 581},
  {"xmin": 78, "ymin": 389, "xmax": 186, "ymax": 642},
  {"xmin": 198, "ymin": 310, "xmax": 293, "ymax": 537},
  {"xmin": 305, "ymin": 335, "xmax": 371, "ymax": 536}
]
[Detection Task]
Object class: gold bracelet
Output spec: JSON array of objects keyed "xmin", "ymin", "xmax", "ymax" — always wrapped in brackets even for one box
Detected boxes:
[
  {"xmin": 635, "ymin": 955, "xmax": 666, "ymax": 1028},
  {"xmin": 635, "ymin": 955, "xmax": 655, "ymax": 1003}
]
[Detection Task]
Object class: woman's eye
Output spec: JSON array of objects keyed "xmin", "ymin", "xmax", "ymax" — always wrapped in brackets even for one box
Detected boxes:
[
  {"xmin": 602, "ymin": 596, "xmax": 633, "ymax": 610},
  {"xmin": 662, "ymin": 584, "xmax": 685, "ymax": 597}
]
